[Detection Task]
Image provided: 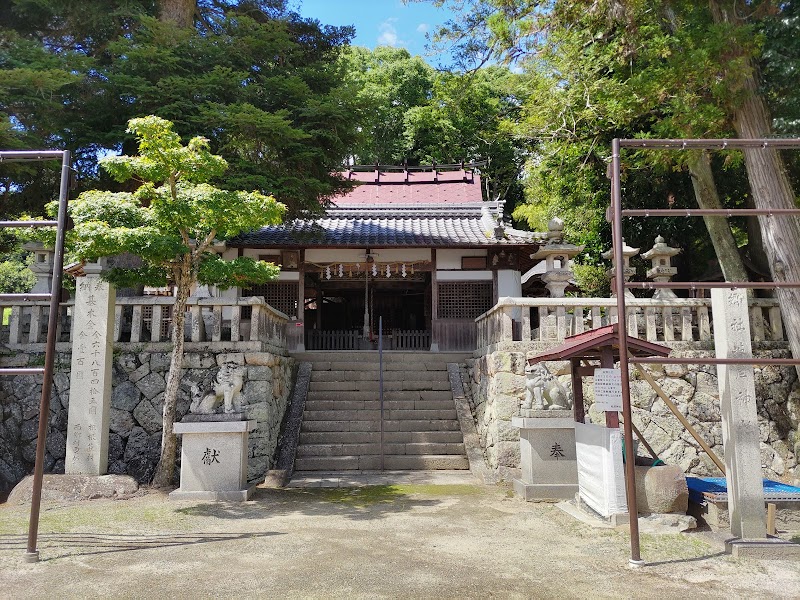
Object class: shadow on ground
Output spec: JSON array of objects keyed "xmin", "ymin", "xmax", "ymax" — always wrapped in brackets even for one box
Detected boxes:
[
  {"xmin": 0, "ymin": 531, "xmax": 283, "ymax": 560},
  {"xmin": 175, "ymin": 485, "xmax": 455, "ymax": 521}
]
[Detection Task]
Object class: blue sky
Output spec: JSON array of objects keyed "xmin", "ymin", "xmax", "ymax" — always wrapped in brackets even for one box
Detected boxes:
[{"xmin": 295, "ymin": 0, "xmax": 456, "ymax": 63}]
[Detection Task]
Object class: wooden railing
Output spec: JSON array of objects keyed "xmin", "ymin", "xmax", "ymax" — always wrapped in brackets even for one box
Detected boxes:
[
  {"xmin": 390, "ymin": 329, "xmax": 431, "ymax": 350},
  {"xmin": 476, "ymin": 296, "xmax": 785, "ymax": 348},
  {"xmin": 307, "ymin": 329, "xmax": 360, "ymax": 350}
]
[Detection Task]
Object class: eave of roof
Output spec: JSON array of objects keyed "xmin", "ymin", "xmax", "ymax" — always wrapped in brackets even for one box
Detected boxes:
[{"xmin": 527, "ymin": 324, "xmax": 672, "ymax": 363}]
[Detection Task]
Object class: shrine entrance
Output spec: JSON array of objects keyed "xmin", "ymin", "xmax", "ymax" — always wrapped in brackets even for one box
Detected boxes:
[{"xmin": 305, "ymin": 273, "xmax": 432, "ymax": 350}]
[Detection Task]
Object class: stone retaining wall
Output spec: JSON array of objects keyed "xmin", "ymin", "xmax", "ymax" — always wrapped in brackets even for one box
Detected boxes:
[
  {"xmin": 0, "ymin": 349, "xmax": 295, "ymax": 492},
  {"xmin": 466, "ymin": 344, "xmax": 800, "ymax": 485}
]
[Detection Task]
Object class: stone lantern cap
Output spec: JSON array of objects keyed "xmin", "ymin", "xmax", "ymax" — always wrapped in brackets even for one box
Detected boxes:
[
  {"xmin": 642, "ymin": 235, "xmax": 680, "ymax": 281},
  {"xmin": 642, "ymin": 235, "xmax": 680, "ymax": 261},
  {"xmin": 530, "ymin": 217, "xmax": 584, "ymax": 266},
  {"xmin": 601, "ymin": 239, "xmax": 639, "ymax": 261}
]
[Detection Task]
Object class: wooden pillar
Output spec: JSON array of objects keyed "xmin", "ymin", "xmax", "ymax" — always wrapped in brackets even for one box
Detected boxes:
[
  {"xmin": 430, "ymin": 249, "xmax": 439, "ymax": 352},
  {"xmin": 600, "ymin": 347, "xmax": 619, "ymax": 428},
  {"xmin": 571, "ymin": 358, "xmax": 585, "ymax": 424},
  {"xmin": 296, "ymin": 249, "xmax": 306, "ymax": 351},
  {"xmin": 316, "ymin": 287, "xmax": 323, "ymax": 331}
]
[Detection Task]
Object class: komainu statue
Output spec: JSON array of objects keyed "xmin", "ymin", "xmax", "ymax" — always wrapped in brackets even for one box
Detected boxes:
[
  {"xmin": 522, "ymin": 363, "xmax": 573, "ymax": 411},
  {"xmin": 190, "ymin": 362, "xmax": 244, "ymax": 414}
]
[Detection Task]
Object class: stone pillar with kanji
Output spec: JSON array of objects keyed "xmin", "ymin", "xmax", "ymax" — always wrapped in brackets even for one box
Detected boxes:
[{"xmin": 65, "ymin": 261, "xmax": 115, "ymax": 475}]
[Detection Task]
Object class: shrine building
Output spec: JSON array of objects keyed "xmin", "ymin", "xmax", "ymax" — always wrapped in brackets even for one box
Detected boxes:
[{"xmin": 226, "ymin": 164, "xmax": 544, "ymax": 352}]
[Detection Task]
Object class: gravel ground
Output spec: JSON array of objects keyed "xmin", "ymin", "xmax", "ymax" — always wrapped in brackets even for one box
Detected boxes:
[{"xmin": 1, "ymin": 482, "xmax": 799, "ymax": 599}]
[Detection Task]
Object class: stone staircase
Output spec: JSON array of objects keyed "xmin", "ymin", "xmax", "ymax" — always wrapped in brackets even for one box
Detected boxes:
[{"xmin": 291, "ymin": 351, "xmax": 471, "ymax": 471}]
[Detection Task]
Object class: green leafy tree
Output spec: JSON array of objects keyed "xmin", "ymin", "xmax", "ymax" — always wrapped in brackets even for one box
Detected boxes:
[
  {"xmin": 1, "ymin": 1, "xmax": 359, "ymax": 218},
  {"xmin": 425, "ymin": 0, "xmax": 800, "ymax": 372},
  {"xmin": 67, "ymin": 116, "xmax": 285, "ymax": 487}
]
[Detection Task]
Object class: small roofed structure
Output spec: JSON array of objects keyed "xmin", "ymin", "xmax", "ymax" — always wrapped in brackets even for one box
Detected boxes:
[{"xmin": 527, "ymin": 323, "xmax": 671, "ymax": 425}]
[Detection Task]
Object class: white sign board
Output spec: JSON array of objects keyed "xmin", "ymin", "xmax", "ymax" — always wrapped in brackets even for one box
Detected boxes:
[{"xmin": 594, "ymin": 368, "xmax": 623, "ymax": 412}]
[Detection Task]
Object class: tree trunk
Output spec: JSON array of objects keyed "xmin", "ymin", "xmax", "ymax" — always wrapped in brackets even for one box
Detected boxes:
[
  {"xmin": 159, "ymin": 0, "xmax": 195, "ymax": 28},
  {"xmin": 151, "ymin": 276, "xmax": 190, "ymax": 488},
  {"xmin": 710, "ymin": 0, "xmax": 800, "ymax": 377},
  {"xmin": 686, "ymin": 151, "xmax": 750, "ymax": 282}
]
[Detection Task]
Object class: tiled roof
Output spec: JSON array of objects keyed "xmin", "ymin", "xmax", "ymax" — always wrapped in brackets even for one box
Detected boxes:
[
  {"xmin": 232, "ymin": 205, "xmax": 539, "ymax": 248},
  {"xmin": 231, "ymin": 169, "xmax": 541, "ymax": 248},
  {"xmin": 334, "ymin": 170, "xmax": 483, "ymax": 206}
]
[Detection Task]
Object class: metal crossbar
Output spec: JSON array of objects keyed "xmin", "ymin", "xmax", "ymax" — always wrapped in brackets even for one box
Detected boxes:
[
  {"xmin": 0, "ymin": 149, "xmax": 70, "ymax": 563},
  {"xmin": 609, "ymin": 137, "xmax": 800, "ymax": 567}
]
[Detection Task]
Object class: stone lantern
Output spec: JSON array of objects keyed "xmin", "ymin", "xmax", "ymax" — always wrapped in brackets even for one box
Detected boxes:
[
  {"xmin": 23, "ymin": 242, "xmax": 54, "ymax": 293},
  {"xmin": 602, "ymin": 239, "xmax": 639, "ymax": 297},
  {"xmin": 529, "ymin": 218, "xmax": 584, "ymax": 298},
  {"xmin": 641, "ymin": 234, "xmax": 680, "ymax": 299}
]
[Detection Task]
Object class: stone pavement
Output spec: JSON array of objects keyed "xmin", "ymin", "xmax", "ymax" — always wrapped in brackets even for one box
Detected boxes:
[
  {"xmin": 1, "ymin": 480, "xmax": 799, "ymax": 599},
  {"xmin": 286, "ymin": 469, "xmax": 478, "ymax": 488}
]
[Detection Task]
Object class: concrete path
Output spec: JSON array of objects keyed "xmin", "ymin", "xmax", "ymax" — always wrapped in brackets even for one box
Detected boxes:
[{"xmin": 1, "ymin": 481, "xmax": 799, "ymax": 599}]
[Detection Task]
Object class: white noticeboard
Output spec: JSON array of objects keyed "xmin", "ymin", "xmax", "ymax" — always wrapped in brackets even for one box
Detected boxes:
[{"xmin": 594, "ymin": 368, "xmax": 623, "ymax": 412}]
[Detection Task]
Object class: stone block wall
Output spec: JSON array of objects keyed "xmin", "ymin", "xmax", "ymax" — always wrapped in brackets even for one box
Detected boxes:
[
  {"xmin": 0, "ymin": 349, "xmax": 295, "ymax": 492},
  {"xmin": 467, "ymin": 346, "xmax": 800, "ymax": 485}
]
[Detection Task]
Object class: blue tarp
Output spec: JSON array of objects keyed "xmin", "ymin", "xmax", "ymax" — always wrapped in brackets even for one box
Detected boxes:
[{"xmin": 687, "ymin": 476, "xmax": 800, "ymax": 505}]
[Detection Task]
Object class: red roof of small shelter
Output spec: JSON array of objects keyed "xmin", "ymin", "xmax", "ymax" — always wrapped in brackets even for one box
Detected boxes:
[
  {"xmin": 334, "ymin": 169, "xmax": 483, "ymax": 207},
  {"xmin": 527, "ymin": 324, "xmax": 671, "ymax": 364}
]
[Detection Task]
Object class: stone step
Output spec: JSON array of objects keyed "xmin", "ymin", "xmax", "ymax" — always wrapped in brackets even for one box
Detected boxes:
[
  {"xmin": 309, "ymin": 361, "xmax": 450, "ymax": 373},
  {"xmin": 299, "ymin": 431, "xmax": 381, "ymax": 444},
  {"xmin": 297, "ymin": 443, "xmax": 381, "ymax": 457},
  {"xmin": 305, "ymin": 390, "xmax": 453, "ymax": 403},
  {"xmin": 294, "ymin": 454, "xmax": 469, "ymax": 471},
  {"xmin": 294, "ymin": 456, "xmax": 377, "ymax": 471},
  {"xmin": 305, "ymin": 399, "xmax": 455, "ymax": 412},
  {"xmin": 298, "ymin": 430, "xmax": 463, "ymax": 445},
  {"xmin": 301, "ymin": 420, "xmax": 381, "ymax": 433},
  {"xmin": 310, "ymin": 370, "xmax": 449, "ymax": 383},
  {"xmin": 296, "ymin": 442, "xmax": 466, "ymax": 458},
  {"xmin": 302, "ymin": 409, "xmax": 381, "ymax": 421},
  {"xmin": 292, "ymin": 351, "xmax": 471, "ymax": 364},
  {"xmin": 308, "ymin": 380, "xmax": 452, "ymax": 392},
  {"xmin": 300, "ymin": 418, "xmax": 461, "ymax": 433},
  {"xmin": 382, "ymin": 419, "xmax": 461, "ymax": 432},
  {"xmin": 302, "ymin": 409, "xmax": 458, "ymax": 421},
  {"xmin": 385, "ymin": 442, "xmax": 466, "ymax": 455},
  {"xmin": 383, "ymin": 431, "xmax": 465, "ymax": 444},
  {"xmin": 383, "ymin": 455, "xmax": 469, "ymax": 470}
]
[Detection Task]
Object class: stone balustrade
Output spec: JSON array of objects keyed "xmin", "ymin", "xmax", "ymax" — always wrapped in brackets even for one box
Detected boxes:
[
  {"xmin": 1, "ymin": 296, "xmax": 289, "ymax": 354},
  {"xmin": 475, "ymin": 296, "xmax": 784, "ymax": 349},
  {"xmin": 0, "ymin": 301, "xmax": 73, "ymax": 345}
]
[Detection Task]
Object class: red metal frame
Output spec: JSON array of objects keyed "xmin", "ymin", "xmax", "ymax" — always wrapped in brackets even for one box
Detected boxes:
[
  {"xmin": 0, "ymin": 150, "xmax": 71, "ymax": 563},
  {"xmin": 610, "ymin": 138, "xmax": 800, "ymax": 566}
]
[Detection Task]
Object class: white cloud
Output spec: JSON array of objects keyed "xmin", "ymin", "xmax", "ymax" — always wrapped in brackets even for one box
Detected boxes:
[
  {"xmin": 378, "ymin": 18, "xmax": 403, "ymax": 47},
  {"xmin": 416, "ymin": 23, "xmax": 429, "ymax": 33}
]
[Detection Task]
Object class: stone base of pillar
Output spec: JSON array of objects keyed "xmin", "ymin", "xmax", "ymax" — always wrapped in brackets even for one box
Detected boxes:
[
  {"xmin": 725, "ymin": 537, "xmax": 800, "ymax": 559},
  {"xmin": 512, "ymin": 412, "xmax": 578, "ymax": 501},
  {"xmin": 513, "ymin": 480, "xmax": 577, "ymax": 500},
  {"xmin": 170, "ymin": 419, "xmax": 256, "ymax": 502}
]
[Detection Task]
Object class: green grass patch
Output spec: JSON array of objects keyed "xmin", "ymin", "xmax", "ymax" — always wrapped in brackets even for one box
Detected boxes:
[
  {"xmin": 2, "ymin": 307, "xmax": 9, "ymax": 326},
  {"xmin": 280, "ymin": 484, "xmax": 483, "ymax": 508},
  {"xmin": 639, "ymin": 533, "xmax": 715, "ymax": 562},
  {"xmin": 0, "ymin": 498, "xmax": 192, "ymax": 535}
]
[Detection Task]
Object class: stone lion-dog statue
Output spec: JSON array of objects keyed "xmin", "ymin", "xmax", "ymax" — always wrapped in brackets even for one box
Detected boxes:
[
  {"xmin": 523, "ymin": 363, "xmax": 573, "ymax": 411},
  {"xmin": 190, "ymin": 362, "xmax": 244, "ymax": 414}
]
